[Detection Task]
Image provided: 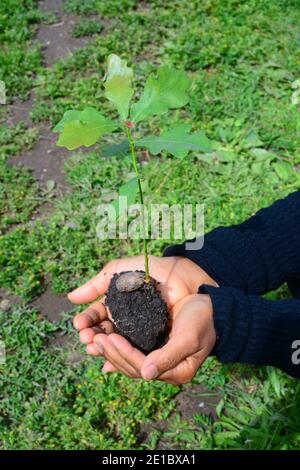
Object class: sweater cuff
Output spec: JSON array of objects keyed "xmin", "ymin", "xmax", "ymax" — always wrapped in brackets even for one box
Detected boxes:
[
  {"xmin": 198, "ymin": 284, "xmax": 252, "ymax": 363},
  {"xmin": 198, "ymin": 284, "xmax": 300, "ymax": 378}
]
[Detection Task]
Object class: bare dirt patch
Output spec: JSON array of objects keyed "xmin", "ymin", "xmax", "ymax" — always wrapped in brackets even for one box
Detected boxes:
[
  {"xmin": 30, "ymin": 288, "xmax": 74, "ymax": 322},
  {"xmin": 47, "ymin": 330, "xmax": 85, "ymax": 363},
  {"xmin": 6, "ymin": 0, "xmax": 94, "ymax": 189},
  {"xmin": 6, "ymin": 91, "xmax": 35, "ymax": 127},
  {"xmin": 139, "ymin": 383, "xmax": 222, "ymax": 449},
  {"xmin": 175, "ymin": 383, "xmax": 221, "ymax": 421},
  {"xmin": 0, "ymin": 288, "xmax": 21, "ymax": 312},
  {"xmin": 9, "ymin": 124, "xmax": 70, "ymax": 189},
  {"xmin": 37, "ymin": 17, "xmax": 87, "ymax": 66}
]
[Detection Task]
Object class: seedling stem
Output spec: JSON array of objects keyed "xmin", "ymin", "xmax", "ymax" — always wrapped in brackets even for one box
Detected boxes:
[{"xmin": 126, "ymin": 127, "xmax": 150, "ymax": 282}]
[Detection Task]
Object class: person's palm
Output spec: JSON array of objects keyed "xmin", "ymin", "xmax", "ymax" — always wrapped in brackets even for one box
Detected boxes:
[{"xmin": 69, "ymin": 255, "xmax": 217, "ymax": 383}]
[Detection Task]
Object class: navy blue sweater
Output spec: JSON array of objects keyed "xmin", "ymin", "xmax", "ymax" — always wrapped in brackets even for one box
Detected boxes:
[{"xmin": 164, "ymin": 191, "xmax": 300, "ymax": 378}]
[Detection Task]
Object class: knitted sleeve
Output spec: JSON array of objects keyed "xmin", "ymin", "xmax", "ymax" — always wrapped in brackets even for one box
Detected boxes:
[{"xmin": 164, "ymin": 191, "xmax": 300, "ymax": 295}]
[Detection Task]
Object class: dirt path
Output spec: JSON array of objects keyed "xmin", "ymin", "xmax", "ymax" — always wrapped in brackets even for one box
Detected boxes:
[
  {"xmin": 2, "ymin": 0, "xmax": 95, "ymax": 318},
  {"xmin": 9, "ymin": 124, "xmax": 70, "ymax": 189},
  {"xmin": 7, "ymin": 0, "xmax": 90, "ymax": 191},
  {"xmin": 38, "ymin": 0, "xmax": 89, "ymax": 66}
]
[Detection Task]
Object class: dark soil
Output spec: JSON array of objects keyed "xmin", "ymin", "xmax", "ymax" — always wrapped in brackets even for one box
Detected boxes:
[{"xmin": 106, "ymin": 271, "xmax": 169, "ymax": 353}]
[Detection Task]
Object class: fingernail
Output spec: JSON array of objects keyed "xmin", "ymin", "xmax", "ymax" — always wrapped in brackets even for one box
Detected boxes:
[
  {"xmin": 94, "ymin": 341, "xmax": 104, "ymax": 354},
  {"xmin": 69, "ymin": 286, "xmax": 79, "ymax": 296},
  {"xmin": 143, "ymin": 364, "xmax": 158, "ymax": 380},
  {"xmin": 102, "ymin": 363, "xmax": 111, "ymax": 373}
]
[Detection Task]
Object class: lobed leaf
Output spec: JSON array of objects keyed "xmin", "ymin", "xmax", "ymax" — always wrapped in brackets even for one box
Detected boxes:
[
  {"xmin": 53, "ymin": 107, "xmax": 117, "ymax": 150},
  {"xmin": 130, "ymin": 66, "xmax": 191, "ymax": 123},
  {"xmin": 136, "ymin": 123, "xmax": 212, "ymax": 158},
  {"xmin": 104, "ymin": 54, "xmax": 134, "ymax": 121}
]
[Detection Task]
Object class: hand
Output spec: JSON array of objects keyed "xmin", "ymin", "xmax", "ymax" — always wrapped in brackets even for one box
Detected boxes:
[
  {"xmin": 138, "ymin": 293, "xmax": 216, "ymax": 385},
  {"xmin": 68, "ymin": 255, "xmax": 217, "ymax": 383}
]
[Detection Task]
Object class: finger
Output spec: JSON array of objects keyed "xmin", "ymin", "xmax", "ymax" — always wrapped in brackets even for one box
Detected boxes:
[
  {"xmin": 94, "ymin": 333, "xmax": 141, "ymax": 378},
  {"xmin": 79, "ymin": 326, "xmax": 105, "ymax": 344},
  {"xmin": 79, "ymin": 320, "xmax": 115, "ymax": 344},
  {"xmin": 102, "ymin": 361, "xmax": 118, "ymax": 373},
  {"xmin": 141, "ymin": 295, "xmax": 211, "ymax": 380},
  {"xmin": 68, "ymin": 263, "xmax": 116, "ymax": 304},
  {"xmin": 159, "ymin": 350, "xmax": 206, "ymax": 385},
  {"xmin": 108, "ymin": 334, "xmax": 145, "ymax": 372},
  {"xmin": 73, "ymin": 300, "xmax": 107, "ymax": 330},
  {"xmin": 86, "ymin": 342, "xmax": 103, "ymax": 356},
  {"xmin": 99, "ymin": 320, "xmax": 114, "ymax": 335},
  {"xmin": 141, "ymin": 334, "xmax": 199, "ymax": 381}
]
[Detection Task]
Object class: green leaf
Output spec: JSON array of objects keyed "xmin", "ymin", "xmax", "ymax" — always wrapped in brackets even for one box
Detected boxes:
[
  {"xmin": 213, "ymin": 149, "xmax": 235, "ymax": 162},
  {"xmin": 102, "ymin": 139, "xmax": 130, "ymax": 157},
  {"xmin": 268, "ymin": 367, "xmax": 282, "ymax": 399},
  {"xmin": 46, "ymin": 179, "xmax": 56, "ymax": 192},
  {"xmin": 214, "ymin": 431, "xmax": 240, "ymax": 446},
  {"xmin": 242, "ymin": 131, "xmax": 263, "ymax": 149},
  {"xmin": 130, "ymin": 66, "xmax": 191, "ymax": 123},
  {"xmin": 53, "ymin": 109, "xmax": 82, "ymax": 132},
  {"xmin": 53, "ymin": 107, "xmax": 117, "ymax": 150},
  {"xmin": 104, "ymin": 54, "xmax": 134, "ymax": 121},
  {"xmin": 216, "ymin": 399, "xmax": 225, "ymax": 418},
  {"xmin": 249, "ymin": 148, "xmax": 276, "ymax": 160},
  {"xmin": 112, "ymin": 177, "xmax": 139, "ymax": 218},
  {"xmin": 135, "ymin": 124, "xmax": 212, "ymax": 158},
  {"xmin": 272, "ymin": 160, "xmax": 294, "ymax": 180}
]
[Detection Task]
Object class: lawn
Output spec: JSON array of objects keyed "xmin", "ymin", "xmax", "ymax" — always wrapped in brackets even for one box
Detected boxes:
[{"xmin": 0, "ymin": 0, "xmax": 300, "ymax": 450}]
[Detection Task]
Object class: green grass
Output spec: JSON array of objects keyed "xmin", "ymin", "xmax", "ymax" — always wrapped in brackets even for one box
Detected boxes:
[
  {"xmin": 0, "ymin": 304, "xmax": 177, "ymax": 449},
  {"xmin": 0, "ymin": 0, "xmax": 300, "ymax": 450},
  {"xmin": 63, "ymin": 0, "xmax": 137, "ymax": 16},
  {"xmin": 72, "ymin": 19, "xmax": 103, "ymax": 38},
  {"xmin": 0, "ymin": 159, "xmax": 40, "ymax": 234},
  {"xmin": 0, "ymin": 123, "xmax": 38, "ymax": 160},
  {"xmin": 0, "ymin": 123, "xmax": 40, "ymax": 233},
  {"xmin": 0, "ymin": 0, "xmax": 44, "ymax": 100}
]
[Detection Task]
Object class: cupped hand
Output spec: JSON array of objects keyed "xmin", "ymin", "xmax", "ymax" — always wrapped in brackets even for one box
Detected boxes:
[{"xmin": 68, "ymin": 255, "xmax": 217, "ymax": 384}]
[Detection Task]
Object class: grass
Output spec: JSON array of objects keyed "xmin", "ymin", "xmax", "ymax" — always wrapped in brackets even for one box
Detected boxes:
[
  {"xmin": 0, "ymin": 305, "xmax": 177, "ymax": 449},
  {"xmin": 0, "ymin": 0, "xmax": 299, "ymax": 450},
  {"xmin": 72, "ymin": 19, "xmax": 103, "ymax": 38},
  {"xmin": 0, "ymin": 123, "xmax": 40, "ymax": 233},
  {"xmin": 0, "ymin": 0, "xmax": 43, "ymax": 101},
  {"xmin": 0, "ymin": 159, "xmax": 40, "ymax": 234}
]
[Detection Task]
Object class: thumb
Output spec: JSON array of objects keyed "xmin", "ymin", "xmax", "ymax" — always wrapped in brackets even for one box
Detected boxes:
[
  {"xmin": 141, "ymin": 333, "xmax": 198, "ymax": 381},
  {"xmin": 68, "ymin": 262, "xmax": 115, "ymax": 304}
]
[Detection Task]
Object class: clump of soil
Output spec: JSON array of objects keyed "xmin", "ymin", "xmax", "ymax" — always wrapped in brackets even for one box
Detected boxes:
[{"xmin": 106, "ymin": 271, "xmax": 169, "ymax": 353}]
